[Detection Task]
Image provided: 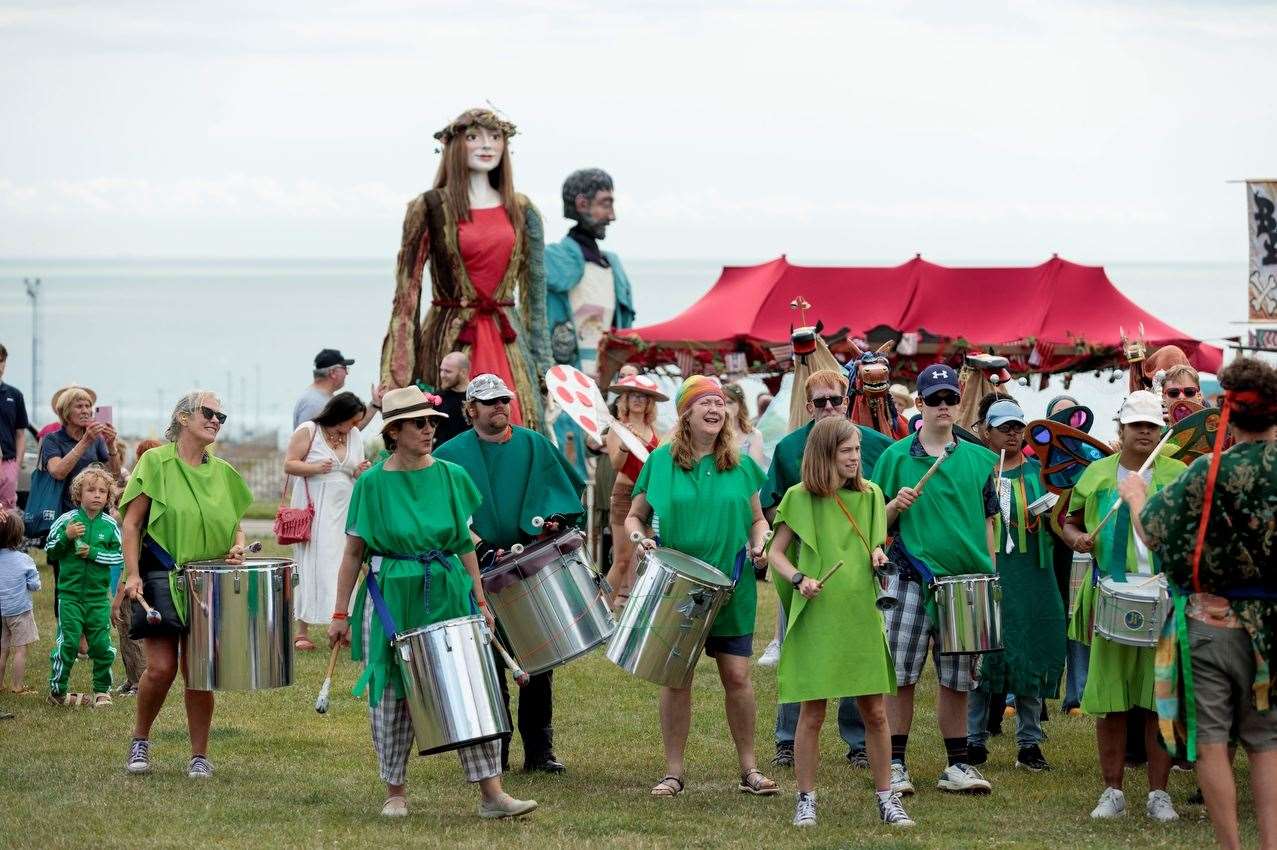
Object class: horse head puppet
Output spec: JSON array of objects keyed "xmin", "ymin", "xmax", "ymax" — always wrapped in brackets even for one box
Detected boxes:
[
  {"xmin": 955, "ymin": 352, "xmax": 1013, "ymax": 430},
  {"xmin": 844, "ymin": 337, "xmax": 908, "ymax": 439}
]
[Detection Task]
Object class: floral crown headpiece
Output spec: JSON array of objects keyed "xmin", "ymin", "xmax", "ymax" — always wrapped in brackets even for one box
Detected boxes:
[{"xmin": 433, "ymin": 108, "xmax": 518, "ymax": 144}]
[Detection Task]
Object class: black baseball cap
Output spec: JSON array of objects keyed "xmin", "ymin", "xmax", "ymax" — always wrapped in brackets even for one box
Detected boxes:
[
  {"xmin": 315, "ymin": 349, "xmax": 355, "ymax": 369},
  {"xmin": 916, "ymin": 363, "xmax": 960, "ymax": 398}
]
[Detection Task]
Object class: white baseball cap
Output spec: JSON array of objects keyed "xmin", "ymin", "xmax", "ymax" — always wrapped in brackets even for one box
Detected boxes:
[{"xmin": 1118, "ymin": 390, "xmax": 1164, "ymax": 426}]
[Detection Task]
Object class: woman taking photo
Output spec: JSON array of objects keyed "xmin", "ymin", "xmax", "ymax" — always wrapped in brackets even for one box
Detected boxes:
[
  {"xmin": 603, "ymin": 373, "xmax": 665, "ymax": 610},
  {"xmin": 625, "ymin": 376, "xmax": 776, "ymax": 799},
  {"xmin": 766, "ymin": 417, "xmax": 911, "ymax": 828},
  {"xmin": 327, "ymin": 386, "xmax": 536, "ymax": 820},
  {"xmin": 283, "ymin": 391, "xmax": 372, "ymax": 651},
  {"xmin": 119, "ymin": 391, "xmax": 253, "ymax": 778}
]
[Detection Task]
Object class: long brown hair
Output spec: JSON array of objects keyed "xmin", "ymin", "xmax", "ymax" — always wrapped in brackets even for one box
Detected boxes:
[
  {"xmin": 670, "ymin": 409, "xmax": 739, "ymax": 472},
  {"xmin": 433, "ymin": 109, "xmax": 523, "ymax": 242},
  {"xmin": 723, "ymin": 382, "xmax": 754, "ymax": 435},
  {"xmin": 618, "ymin": 391, "xmax": 657, "ymax": 427},
  {"xmin": 801, "ymin": 418, "xmax": 868, "ymax": 497}
]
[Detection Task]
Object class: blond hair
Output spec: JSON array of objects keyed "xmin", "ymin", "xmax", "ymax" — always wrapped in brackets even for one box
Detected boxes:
[
  {"xmin": 618, "ymin": 391, "xmax": 657, "ymax": 427},
  {"xmin": 670, "ymin": 408, "xmax": 739, "ymax": 472},
  {"xmin": 801, "ymin": 418, "xmax": 868, "ymax": 498},
  {"xmin": 70, "ymin": 463, "xmax": 117, "ymax": 506},
  {"xmin": 1162, "ymin": 364, "xmax": 1200, "ymax": 387},
  {"xmin": 805, "ymin": 369, "xmax": 848, "ymax": 401},
  {"xmin": 55, "ymin": 387, "xmax": 94, "ymax": 425}
]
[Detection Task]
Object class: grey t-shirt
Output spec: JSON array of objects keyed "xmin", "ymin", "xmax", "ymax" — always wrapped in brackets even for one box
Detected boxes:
[{"xmin": 292, "ymin": 387, "xmax": 331, "ymax": 429}]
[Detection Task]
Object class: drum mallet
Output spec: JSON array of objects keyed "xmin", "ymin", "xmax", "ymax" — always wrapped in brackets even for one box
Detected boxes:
[
  {"xmin": 315, "ymin": 643, "xmax": 342, "ymax": 715},
  {"xmin": 815, "ymin": 560, "xmax": 845, "ymax": 590},
  {"xmin": 134, "ymin": 593, "xmax": 162, "ymax": 625},
  {"xmin": 914, "ymin": 443, "xmax": 956, "ymax": 495},
  {"xmin": 1090, "ymin": 427, "xmax": 1178, "ymax": 537},
  {"xmin": 487, "ymin": 631, "xmax": 530, "ymax": 687}
]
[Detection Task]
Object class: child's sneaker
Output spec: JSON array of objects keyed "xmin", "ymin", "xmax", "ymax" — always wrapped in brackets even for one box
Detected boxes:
[
  {"xmin": 187, "ymin": 755, "xmax": 214, "ymax": 779},
  {"xmin": 878, "ymin": 792, "xmax": 916, "ymax": 827},
  {"xmin": 126, "ymin": 738, "xmax": 152, "ymax": 774},
  {"xmin": 793, "ymin": 791, "xmax": 816, "ymax": 827}
]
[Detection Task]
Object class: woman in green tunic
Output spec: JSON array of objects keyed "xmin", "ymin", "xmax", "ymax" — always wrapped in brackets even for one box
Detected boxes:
[
  {"xmin": 1059, "ymin": 390, "xmax": 1187, "ymax": 822},
  {"xmin": 119, "ymin": 391, "xmax": 253, "ymax": 779},
  {"xmin": 767, "ymin": 417, "xmax": 913, "ymax": 829},
  {"xmin": 327, "ymin": 386, "xmax": 536, "ymax": 820},
  {"xmin": 624, "ymin": 375, "xmax": 776, "ymax": 799},
  {"xmin": 965, "ymin": 398, "xmax": 1064, "ymax": 772}
]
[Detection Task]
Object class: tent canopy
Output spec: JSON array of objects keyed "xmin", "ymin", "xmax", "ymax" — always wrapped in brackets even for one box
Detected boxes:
[{"xmin": 604, "ymin": 255, "xmax": 1223, "ymax": 378}]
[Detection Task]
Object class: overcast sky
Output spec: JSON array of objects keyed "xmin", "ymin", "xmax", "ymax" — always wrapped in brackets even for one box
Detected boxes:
[{"xmin": 1, "ymin": 1, "xmax": 1271, "ymax": 263}]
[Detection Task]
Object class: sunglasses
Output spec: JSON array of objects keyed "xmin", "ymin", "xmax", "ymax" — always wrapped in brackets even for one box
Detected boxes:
[
  {"xmin": 403, "ymin": 417, "xmax": 435, "ymax": 429},
  {"xmin": 810, "ymin": 395, "xmax": 845, "ymax": 409},
  {"xmin": 993, "ymin": 422, "xmax": 1025, "ymax": 434},
  {"xmin": 1165, "ymin": 387, "xmax": 1199, "ymax": 399},
  {"xmin": 923, "ymin": 392, "xmax": 961, "ymax": 407},
  {"xmin": 199, "ymin": 406, "xmax": 228, "ymax": 424},
  {"xmin": 477, "ymin": 397, "xmax": 511, "ymax": 407}
]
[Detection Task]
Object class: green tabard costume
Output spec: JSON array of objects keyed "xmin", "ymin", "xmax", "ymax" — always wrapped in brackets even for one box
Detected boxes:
[
  {"xmin": 772, "ymin": 483, "xmax": 896, "ymax": 702},
  {"xmin": 433, "ymin": 426, "xmax": 586, "ymax": 548},
  {"xmin": 1068, "ymin": 453, "xmax": 1187, "ymax": 715},
  {"xmin": 978, "ymin": 459, "xmax": 1064, "ymax": 697},
  {"xmin": 347, "ymin": 460, "xmax": 483, "ymax": 703},
  {"xmin": 873, "ymin": 437, "xmax": 998, "ymax": 579},
  {"xmin": 761, "ymin": 420, "xmax": 892, "ymax": 509},
  {"xmin": 633, "ymin": 445, "xmax": 766, "ymax": 638},
  {"xmin": 119, "ymin": 442, "xmax": 253, "ymax": 623}
]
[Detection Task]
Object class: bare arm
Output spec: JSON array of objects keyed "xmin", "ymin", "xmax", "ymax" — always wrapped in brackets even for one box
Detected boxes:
[
  {"xmin": 986, "ymin": 515, "xmax": 997, "ymax": 570},
  {"xmin": 14, "ymin": 428, "xmax": 26, "ymax": 464},
  {"xmin": 46, "ymin": 426, "xmax": 100, "ymax": 479},
  {"xmin": 326, "ymin": 534, "xmax": 367, "ymax": 647},
  {"xmin": 624, "ymin": 492, "xmax": 654, "ymax": 547},
  {"xmin": 283, "ymin": 426, "xmax": 328, "ymax": 477},
  {"xmin": 766, "ymin": 523, "xmax": 800, "ymax": 584},
  {"xmin": 605, "ymin": 428, "xmax": 628, "ymax": 470},
  {"xmin": 1059, "ymin": 509, "xmax": 1095, "ymax": 553},
  {"xmin": 885, "ymin": 486, "xmax": 918, "ymax": 526},
  {"xmin": 121, "ymin": 495, "xmax": 151, "ymax": 600},
  {"xmin": 747, "ymin": 493, "xmax": 770, "ymax": 561}
]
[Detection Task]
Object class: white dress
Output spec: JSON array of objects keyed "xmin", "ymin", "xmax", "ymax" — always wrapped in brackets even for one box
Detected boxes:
[{"xmin": 288, "ymin": 422, "xmax": 363, "ymax": 623}]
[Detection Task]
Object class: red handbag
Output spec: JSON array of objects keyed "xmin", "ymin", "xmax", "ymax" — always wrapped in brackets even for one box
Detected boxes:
[{"xmin": 274, "ymin": 426, "xmax": 317, "ymax": 545}]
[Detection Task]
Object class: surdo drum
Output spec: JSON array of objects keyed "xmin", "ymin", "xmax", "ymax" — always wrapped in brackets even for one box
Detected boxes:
[
  {"xmin": 606, "ymin": 547, "xmax": 733, "ymax": 688},
  {"xmin": 932, "ymin": 574, "xmax": 1003, "ymax": 655},
  {"xmin": 184, "ymin": 558, "xmax": 297, "ymax": 691}
]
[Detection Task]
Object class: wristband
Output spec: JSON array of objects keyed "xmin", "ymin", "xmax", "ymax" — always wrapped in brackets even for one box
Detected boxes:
[{"xmin": 331, "ymin": 611, "xmax": 348, "ymax": 621}]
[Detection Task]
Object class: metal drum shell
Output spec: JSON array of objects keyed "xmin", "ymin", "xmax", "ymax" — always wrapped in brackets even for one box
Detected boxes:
[
  {"xmin": 481, "ymin": 529, "xmax": 616, "ymax": 675},
  {"xmin": 1068, "ymin": 553, "xmax": 1093, "ymax": 619},
  {"xmin": 1093, "ymin": 576, "xmax": 1169, "ymax": 647},
  {"xmin": 1027, "ymin": 492, "xmax": 1059, "ymax": 517},
  {"xmin": 933, "ymin": 573, "xmax": 1003, "ymax": 655},
  {"xmin": 184, "ymin": 558, "xmax": 297, "ymax": 692},
  {"xmin": 394, "ymin": 616, "xmax": 511, "ymax": 756},
  {"xmin": 605, "ymin": 547, "xmax": 733, "ymax": 688}
]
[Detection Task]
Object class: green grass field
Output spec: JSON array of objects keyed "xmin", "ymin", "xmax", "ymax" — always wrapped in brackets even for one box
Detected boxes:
[{"xmin": 0, "ymin": 545, "xmax": 1254, "ymax": 849}]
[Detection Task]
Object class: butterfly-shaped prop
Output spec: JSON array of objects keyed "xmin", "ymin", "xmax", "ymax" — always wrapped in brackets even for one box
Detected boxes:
[
  {"xmin": 1027, "ymin": 419, "xmax": 1114, "ymax": 536},
  {"xmin": 1165, "ymin": 406, "xmax": 1231, "ymax": 465},
  {"xmin": 545, "ymin": 365, "xmax": 651, "ymax": 460}
]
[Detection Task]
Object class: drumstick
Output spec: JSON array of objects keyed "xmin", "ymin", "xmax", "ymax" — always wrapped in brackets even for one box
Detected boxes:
[
  {"xmin": 314, "ymin": 642, "xmax": 342, "ymax": 714},
  {"xmin": 486, "ymin": 629, "xmax": 530, "ymax": 687},
  {"xmin": 1090, "ymin": 428, "xmax": 1178, "ymax": 536},
  {"xmin": 134, "ymin": 594, "xmax": 162, "ymax": 625},
  {"xmin": 915, "ymin": 443, "xmax": 956, "ymax": 494},
  {"xmin": 815, "ymin": 560, "xmax": 844, "ymax": 589}
]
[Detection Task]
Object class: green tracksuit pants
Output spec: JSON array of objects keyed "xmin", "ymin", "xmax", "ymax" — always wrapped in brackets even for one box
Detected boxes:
[{"xmin": 49, "ymin": 558, "xmax": 115, "ymax": 695}]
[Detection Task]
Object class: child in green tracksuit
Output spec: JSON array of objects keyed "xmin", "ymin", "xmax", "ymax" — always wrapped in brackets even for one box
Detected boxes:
[{"xmin": 45, "ymin": 465, "xmax": 122, "ymax": 707}]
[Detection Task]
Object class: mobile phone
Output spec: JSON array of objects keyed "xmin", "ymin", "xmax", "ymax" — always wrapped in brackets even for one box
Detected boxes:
[{"xmin": 93, "ymin": 406, "xmax": 114, "ymax": 426}]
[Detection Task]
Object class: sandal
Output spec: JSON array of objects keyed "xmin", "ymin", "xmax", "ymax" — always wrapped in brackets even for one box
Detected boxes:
[
  {"xmin": 8, "ymin": 686, "xmax": 35, "ymax": 696},
  {"xmin": 48, "ymin": 692, "xmax": 91, "ymax": 707},
  {"xmin": 294, "ymin": 637, "xmax": 317, "ymax": 651},
  {"xmin": 650, "ymin": 775, "xmax": 684, "ymax": 797},
  {"xmin": 94, "ymin": 692, "xmax": 113, "ymax": 708},
  {"xmin": 738, "ymin": 767, "xmax": 779, "ymax": 796}
]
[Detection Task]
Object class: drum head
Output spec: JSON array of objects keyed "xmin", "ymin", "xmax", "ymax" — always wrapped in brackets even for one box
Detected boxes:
[{"xmin": 648, "ymin": 548, "xmax": 732, "ymax": 588}]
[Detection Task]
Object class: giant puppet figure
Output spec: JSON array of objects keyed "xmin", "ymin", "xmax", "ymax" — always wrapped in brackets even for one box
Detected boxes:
[
  {"xmin": 545, "ymin": 168, "xmax": 637, "ymax": 474},
  {"xmin": 380, "ymin": 108, "xmax": 551, "ymax": 432}
]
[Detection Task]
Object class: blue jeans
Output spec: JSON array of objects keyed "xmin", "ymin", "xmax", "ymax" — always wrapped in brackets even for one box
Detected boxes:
[
  {"xmin": 771, "ymin": 605, "xmax": 866, "ymax": 750},
  {"xmin": 1062, "ymin": 639, "xmax": 1090, "ymax": 709},
  {"xmin": 967, "ymin": 689, "xmax": 1045, "ymax": 748}
]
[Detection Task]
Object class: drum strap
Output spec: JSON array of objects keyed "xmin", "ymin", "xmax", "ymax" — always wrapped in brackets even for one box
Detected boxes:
[
  {"xmin": 364, "ymin": 572, "xmax": 398, "ymax": 642},
  {"xmin": 731, "ymin": 547, "xmax": 747, "ymax": 585},
  {"xmin": 367, "ymin": 550, "xmax": 457, "ymax": 640},
  {"xmin": 142, "ymin": 537, "xmax": 176, "ymax": 572},
  {"xmin": 834, "ymin": 495, "xmax": 874, "ymax": 557}
]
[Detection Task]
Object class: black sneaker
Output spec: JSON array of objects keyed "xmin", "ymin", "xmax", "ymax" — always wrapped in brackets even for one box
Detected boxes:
[
  {"xmin": 967, "ymin": 743, "xmax": 988, "ymax": 766},
  {"xmin": 846, "ymin": 748, "xmax": 869, "ymax": 768},
  {"xmin": 772, "ymin": 743, "xmax": 795, "ymax": 768},
  {"xmin": 1015, "ymin": 745, "xmax": 1051, "ymax": 772}
]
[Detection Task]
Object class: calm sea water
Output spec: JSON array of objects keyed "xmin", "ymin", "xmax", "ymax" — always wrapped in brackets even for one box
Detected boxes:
[{"xmin": 0, "ymin": 257, "xmax": 1249, "ymax": 444}]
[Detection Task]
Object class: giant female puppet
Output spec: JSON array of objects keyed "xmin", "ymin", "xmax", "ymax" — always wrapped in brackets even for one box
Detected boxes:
[{"xmin": 381, "ymin": 108, "xmax": 551, "ymax": 431}]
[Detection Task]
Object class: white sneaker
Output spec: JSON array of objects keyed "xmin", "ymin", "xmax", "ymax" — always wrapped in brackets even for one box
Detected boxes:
[
  {"xmin": 793, "ymin": 791, "xmax": 816, "ymax": 827},
  {"xmin": 380, "ymin": 795, "xmax": 408, "ymax": 817},
  {"xmin": 1146, "ymin": 790, "xmax": 1179, "ymax": 822},
  {"xmin": 758, "ymin": 639, "xmax": 781, "ymax": 668},
  {"xmin": 1090, "ymin": 787, "xmax": 1127, "ymax": 818},
  {"xmin": 878, "ymin": 792, "xmax": 916, "ymax": 828},
  {"xmin": 478, "ymin": 793, "xmax": 538, "ymax": 820},
  {"xmin": 890, "ymin": 762, "xmax": 915, "ymax": 796},
  {"xmin": 937, "ymin": 763, "xmax": 992, "ymax": 794}
]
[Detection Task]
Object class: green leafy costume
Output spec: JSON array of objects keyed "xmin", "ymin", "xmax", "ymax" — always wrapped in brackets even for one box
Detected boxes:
[
  {"xmin": 347, "ymin": 460, "xmax": 483, "ymax": 703},
  {"xmin": 772, "ymin": 483, "xmax": 895, "ymax": 702},
  {"xmin": 1067, "ymin": 453, "xmax": 1187, "ymax": 714},
  {"xmin": 633, "ymin": 445, "xmax": 766, "ymax": 638}
]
